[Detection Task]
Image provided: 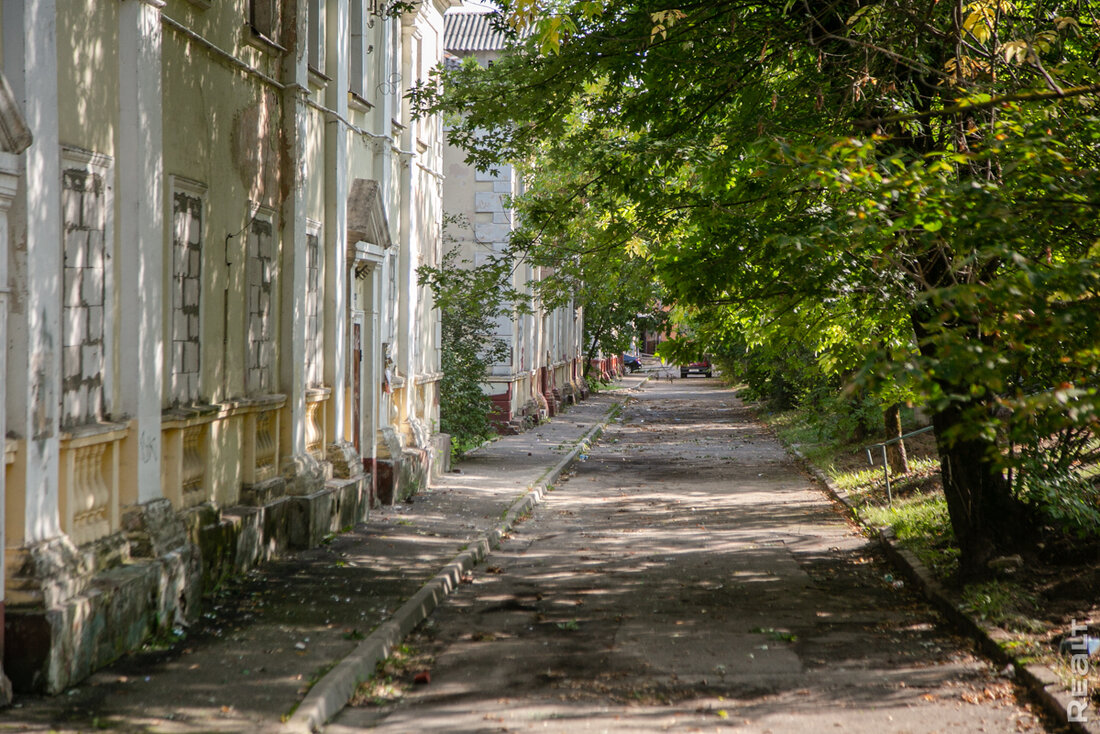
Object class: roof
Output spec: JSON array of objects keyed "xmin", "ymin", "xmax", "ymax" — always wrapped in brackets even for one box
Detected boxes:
[{"xmin": 444, "ymin": 8, "xmax": 511, "ymax": 52}]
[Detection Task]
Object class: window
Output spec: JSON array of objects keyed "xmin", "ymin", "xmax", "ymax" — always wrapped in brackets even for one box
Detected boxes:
[
  {"xmin": 169, "ymin": 179, "xmax": 205, "ymax": 406},
  {"xmin": 246, "ymin": 209, "xmax": 276, "ymax": 394},
  {"xmin": 349, "ymin": 0, "xmax": 366, "ymax": 98},
  {"xmin": 249, "ymin": 0, "xmax": 280, "ymax": 44},
  {"xmin": 307, "ymin": 0, "xmax": 325, "ymax": 75},
  {"xmin": 61, "ymin": 148, "xmax": 113, "ymax": 428},
  {"xmin": 305, "ymin": 226, "xmax": 323, "ymax": 388}
]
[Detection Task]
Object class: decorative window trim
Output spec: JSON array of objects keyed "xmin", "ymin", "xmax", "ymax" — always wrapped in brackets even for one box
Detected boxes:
[
  {"xmin": 170, "ymin": 174, "xmax": 207, "ymax": 199},
  {"xmin": 62, "ymin": 145, "xmax": 113, "ymax": 172}
]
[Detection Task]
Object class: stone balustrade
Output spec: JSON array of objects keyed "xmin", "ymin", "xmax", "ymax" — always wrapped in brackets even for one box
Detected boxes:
[
  {"xmin": 161, "ymin": 407, "xmax": 217, "ymax": 510},
  {"xmin": 58, "ymin": 423, "xmax": 127, "ymax": 546},
  {"xmin": 305, "ymin": 387, "xmax": 331, "ymax": 461},
  {"xmin": 238, "ymin": 394, "xmax": 285, "ymax": 488}
]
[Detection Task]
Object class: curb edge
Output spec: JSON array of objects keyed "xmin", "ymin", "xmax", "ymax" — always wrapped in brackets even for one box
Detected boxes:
[
  {"xmin": 788, "ymin": 444, "xmax": 1099, "ymax": 734},
  {"xmin": 282, "ymin": 380, "xmax": 643, "ymax": 733}
]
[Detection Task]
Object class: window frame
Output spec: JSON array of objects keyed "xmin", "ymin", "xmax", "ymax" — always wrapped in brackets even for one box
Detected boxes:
[
  {"xmin": 245, "ymin": 205, "xmax": 278, "ymax": 396},
  {"xmin": 60, "ymin": 145, "xmax": 115, "ymax": 428},
  {"xmin": 304, "ymin": 219, "xmax": 324, "ymax": 389},
  {"xmin": 167, "ymin": 175, "xmax": 207, "ymax": 408}
]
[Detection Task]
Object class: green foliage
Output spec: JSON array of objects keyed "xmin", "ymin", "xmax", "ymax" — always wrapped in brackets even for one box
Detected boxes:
[
  {"xmin": 1014, "ymin": 454, "xmax": 1100, "ymax": 538},
  {"xmin": 961, "ymin": 581, "xmax": 1044, "ymax": 633},
  {"xmin": 418, "ymin": 234, "xmax": 521, "ymax": 459},
  {"xmin": 863, "ymin": 494, "xmax": 961, "ymax": 576},
  {"xmin": 420, "ymin": 0, "xmax": 1100, "ymax": 572}
]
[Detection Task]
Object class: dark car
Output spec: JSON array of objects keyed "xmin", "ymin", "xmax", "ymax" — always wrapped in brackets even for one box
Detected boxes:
[
  {"xmin": 622, "ymin": 354, "xmax": 642, "ymax": 373},
  {"xmin": 681, "ymin": 359, "xmax": 712, "ymax": 378}
]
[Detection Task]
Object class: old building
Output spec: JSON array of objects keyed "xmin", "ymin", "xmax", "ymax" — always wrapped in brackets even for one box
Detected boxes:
[
  {"xmin": 1, "ymin": 0, "xmax": 456, "ymax": 697},
  {"xmin": 442, "ymin": 6, "xmax": 586, "ymax": 433}
]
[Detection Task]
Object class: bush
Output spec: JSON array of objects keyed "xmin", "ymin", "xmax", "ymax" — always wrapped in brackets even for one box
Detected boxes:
[{"xmin": 418, "ymin": 241, "xmax": 521, "ymax": 460}]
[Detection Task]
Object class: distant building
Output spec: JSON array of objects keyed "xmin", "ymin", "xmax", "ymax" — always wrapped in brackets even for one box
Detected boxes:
[
  {"xmin": 442, "ymin": 7, "xmax": 586, "ymax": 432},
  {"xmin": 1, "ymin": 0, "xmax": 458, "ymax": 697}
]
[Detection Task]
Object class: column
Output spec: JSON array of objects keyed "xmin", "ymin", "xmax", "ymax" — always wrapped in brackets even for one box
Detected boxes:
[
  {"xmin": 3, "ymin": 0, "xmax": 64, "ymax": 546},
  {"xmin": 323, "ymin": 0, "xmax": 348, "ymax": 446},
  {"xmin": 278, "ymin": 0, "xmax": 319, "ymax": 489},
  {"xmin": 117, "ymin": 0, "xmax": 165, "ymax": 505},
  {"xmin": 0, "ymin": 147, "xmax": 28, "ymax": 706}
]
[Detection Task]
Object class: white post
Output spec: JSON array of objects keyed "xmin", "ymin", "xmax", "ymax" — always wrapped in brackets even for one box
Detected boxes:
[{"xmin": 118, "ymin": 0, "xmax": 165, "ymax": 503}]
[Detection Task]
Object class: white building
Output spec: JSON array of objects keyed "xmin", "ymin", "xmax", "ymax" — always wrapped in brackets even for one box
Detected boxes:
[
  {"xmin": 442, "ymin": 7, "xmax": 586, "ymax": 432},
  {"xmin": 1, "ymin": 0, "xmax": 455, "ymax": 696}
]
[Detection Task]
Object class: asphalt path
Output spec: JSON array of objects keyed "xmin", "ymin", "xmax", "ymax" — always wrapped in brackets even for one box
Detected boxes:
[{"xmin": 330, "ymin": 377, "xmax": 1047, "ymax": 733}]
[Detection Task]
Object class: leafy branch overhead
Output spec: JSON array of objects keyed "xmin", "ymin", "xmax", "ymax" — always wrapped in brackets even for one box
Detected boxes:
[{"xmin": 421, "ymin": 0, "xmax": 1100, "ymax": 577}]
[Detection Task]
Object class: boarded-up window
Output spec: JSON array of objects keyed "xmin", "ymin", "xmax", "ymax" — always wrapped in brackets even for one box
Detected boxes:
[
  {"xmin": 247, "ymin": 215, "xmax": 276, "ymax": 394},
  {"xmin": 305, "ymin": 231, "xmax": 323, "ymax": 387},
  {"xmin": 61, "ymin": 160, "xmax": 110, "ymax": 427},
  {"xmin": 170, "ymin": 189, "xmax": 203, "ymax": 405}
]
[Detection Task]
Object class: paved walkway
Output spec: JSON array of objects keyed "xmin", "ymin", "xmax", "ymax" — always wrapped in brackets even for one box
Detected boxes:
[
  {"xmin": 328, "ymin": 378, "xmax": 1045, "ymax": 733},
  {"xmin": 2, "ymin": 376, "xmax": 646, "ymax": 733}
]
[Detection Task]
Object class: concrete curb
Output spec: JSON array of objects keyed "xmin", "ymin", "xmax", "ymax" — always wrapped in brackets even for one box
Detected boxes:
[
  {"xmin": 281, "ymin": 381, "xmax": 644, "ymax": 733},
  {"xmin": 788, "ymin": 445, "xmax": 1099, "ymax": 734}
]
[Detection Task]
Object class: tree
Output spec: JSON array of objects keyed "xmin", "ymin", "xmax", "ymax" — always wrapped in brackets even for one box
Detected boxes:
[
  {"xmin": 417, "ymin": 0, "xmax": 1100, "ymax": 576},
  {"xmin": 418, "ymin": 240, "xmax": 518, "ymax": 458},
  {"xmin": 506, "ymin": 109, "xmax": 670, "ymax": 376}
]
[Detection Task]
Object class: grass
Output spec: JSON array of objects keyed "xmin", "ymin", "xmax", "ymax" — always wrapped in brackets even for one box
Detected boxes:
[
  {"xmin": 761, "ymin": 398, "xmax": 1100, "ymax": 710},
  {"xmin": 960, "ymin": 581, "xmax": 1045, "ymax": 633},
  {"xmin": 861, "ymin": 492, "xmax": 960, "ymax": 577}
]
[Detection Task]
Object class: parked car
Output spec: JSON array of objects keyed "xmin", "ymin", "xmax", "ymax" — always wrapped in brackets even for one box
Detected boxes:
[
  {"xmin": 623, "ymin": 353, "xmax": 642, "ymax": 373},
  {"xmin": 681, "ymin": 358, "xmax": 712, "ymax": 378}
]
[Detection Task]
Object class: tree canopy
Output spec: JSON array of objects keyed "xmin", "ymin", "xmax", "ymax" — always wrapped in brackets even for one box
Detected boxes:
[{"xmin": 417, "ymin": 0, "xmax": 1100, "ymax": 577}]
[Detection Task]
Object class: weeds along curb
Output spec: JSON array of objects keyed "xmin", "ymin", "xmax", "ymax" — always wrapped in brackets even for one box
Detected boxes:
[
  {"xmin": 281, "ymin": 381, "xmax": 644, "ymax": 734},
  {"xmin": 788, "ymin": 445, "xmax": 1099, "ymax": 734}
]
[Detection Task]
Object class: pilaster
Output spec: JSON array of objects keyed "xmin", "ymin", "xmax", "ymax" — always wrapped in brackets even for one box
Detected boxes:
[
  {"xmin": 323, "ymin": 0, "xmax": 349, "ymax": 447},
  {"xmin": 4, "ymin": 0, "xmax": 64, "ymax": 546},
  {"xmin": 118, "ymin": 0, "xmax": 166, "ymax": 505},
  {"xmin": 0, "ymin": 147, "xmax": 28, "ymax": 708},
  {"xmin": 278, "ymin": 0, "xmax": 321, "ymax": 492}
]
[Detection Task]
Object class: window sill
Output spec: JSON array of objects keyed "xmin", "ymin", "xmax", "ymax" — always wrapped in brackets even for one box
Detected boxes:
[
  {"xmin": 243, "ymin": 25, "xmax": 286, "ymax": 56},
  {"xmin": 308, "ymin": 67, "xmax": 331, "ymax": 89},
  {"xmin": 348, "ymin": 91, "xmax": 374, "ymax": 113},
  {"xmin": 59, "ymin": 420, "xmax": 130, "ymax": 447}
]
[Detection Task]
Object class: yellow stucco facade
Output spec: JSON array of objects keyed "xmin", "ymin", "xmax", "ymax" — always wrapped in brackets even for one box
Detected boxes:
[{"xmin": 1, "ymin": 0, "xmax": 457, "ymax": 697}]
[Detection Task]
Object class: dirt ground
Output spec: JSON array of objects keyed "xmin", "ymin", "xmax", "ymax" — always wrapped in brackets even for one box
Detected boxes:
[{"xmin": 330, "ymin": 379, "xmax": 1058, "ymax": 733}]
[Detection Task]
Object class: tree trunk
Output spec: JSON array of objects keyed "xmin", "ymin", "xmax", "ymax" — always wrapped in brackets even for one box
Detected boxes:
[
  {"xmin": 910, "ymin": 313, "xmax": 1033, "ymax": 579},
  {"xmin": 884, "ymin": 403, "xmax": 909, "ymax": 475},
  {"xmin": 929, "ymin": 403, "xmax": 1031, "ymax": 579},
  {"xmin": 582, "ymin": 327, "xmax": 604, "ymax": 379}
]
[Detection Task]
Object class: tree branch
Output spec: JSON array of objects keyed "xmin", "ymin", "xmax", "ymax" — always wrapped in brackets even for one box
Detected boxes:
[{"xmin": 855, "ymin": 83, "xmax": 1100, "ymax": 129}]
